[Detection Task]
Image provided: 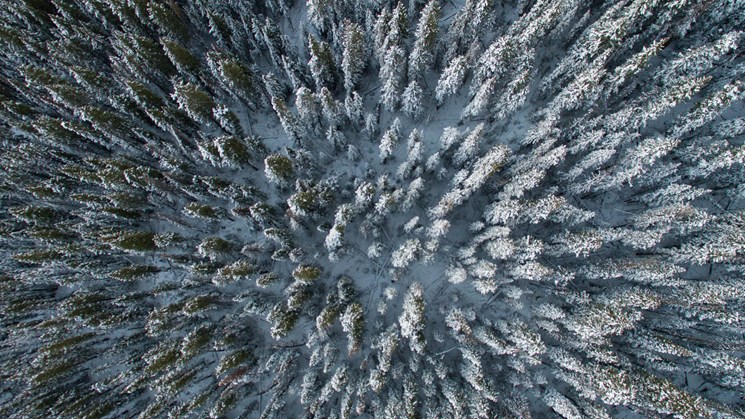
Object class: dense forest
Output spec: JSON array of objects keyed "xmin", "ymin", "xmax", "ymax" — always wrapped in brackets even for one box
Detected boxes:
[{"xmin": 0, "ymin": 0, "xmax": 744, "ymax": 417}]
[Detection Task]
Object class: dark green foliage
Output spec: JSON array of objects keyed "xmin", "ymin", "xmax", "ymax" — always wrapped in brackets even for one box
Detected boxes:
[
  {"xmin": 110, "ymin": 265, "xmax": 160, "ymax": 281},
  {"xmin": 217, "ymin": 57, "xmax": 258, "ymax": 102},
  {"xmin": 264, "ymin": 153, "xmax": 294, "ymax": 185},
  {"xmin": 146, "ymin": 348, "xmax": 181, "ymax": 373},
  {"xmin": 219, "ymin": 260, "xmax": 257, "ymax": 278},
  {"xmin": 9, "ymin": 206, "xmax": 63, "ymax": 224},
  {"xmin": 216, "ymin": 350, "xmax": 254, "ymax": 376},
  {"xmin": 127, "ymin": 80, "xmax": 165, "ymax": 109},
  {"xmin": 102, "ymin": 207, "xmax": 143, "ymax": 219},
  {"xmin": 183, "ymin": 295, "xmax": 219, "ymax": 315},
  {"xmin": 197, "ymin": 237, "xmax": 233, "ymax": 258},
  {"xmin": 263, "ymin": 227, "xmax": 293, "ymax": 247},
  {"xmin": 214, "ymin": 135, "xmax": 266, "ymax": 168},
  {"xmin": 173, "ymin": 81, "xmax": 215, "ymax": 124},
  {"xmin": 308, "ymin": 35, "xmax": 336, "ymax": 90},
  {"xmin": 184, "ymin": 202, "xmax": 222, "ymax": 219},
  {"xmin": 32, "ymin": 359, "xmax": 78, "ymax": 386},
  {"xmin": 292, "ymin": 264, "xmax": 322, "ymax": 283},
  {"xmin": 148, "ymin": 2, "xmax": 189, "ymax": 41},
  {"xmin": 268, "ymin": 302, "xmax": 299, "ymax": 339},
  {"xmin": 316, "ymin": 302, "xmax": 341, "ymax": 333},
  {"xmin": 257, "ymin": 272, "xmax": 281, "ymax": 287},
  {"xmin": 162, "ymin": 39, "xmax": 201, "ymax": 75},
  {"xmin": 341, "ymin": 302, "xmax": 364, "ymax": 355},
  {"xmin": 182, "ymin": 326, "xmax": 212, "ymax": 356},
  {"xmin": 13, "ymin": 249, "xmax": 64, "ymax": 263},
  {"xmin": 42, "ymin": 333, "xmax": 96, "ymax": 355},
  {"xmin": 27, "ymin": 227, "xmax": 77, "ymax": 242},
  {"xmin": 111, "ymin": 231, "xmax": 158, "ymax": 252},
  {"xmin": 287, "ymin": 179, "xmax": 336, "ymax": 218}
]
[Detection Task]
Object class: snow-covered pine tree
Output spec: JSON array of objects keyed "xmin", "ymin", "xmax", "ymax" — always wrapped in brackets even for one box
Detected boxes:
[
  {"xmin": 401, "ymin": 80, "xmax": 424, "ymax": 119},
  {"xmin": 408, "ymin": 0, "xmax": 440, "ymax": 81},
  {"xmin": 379, "ymin": 117, "xmax": 402, "ymax": 163},
  {"xmin": 172, "ymin": 81, "xmax": 215, "ymax": 125},
  {"xmin": 435, "ymin": 55, "xmax": 467, "ymax": 106},
  {"xmin": 342, "ymin": 21, "xmax": 366, "ymax": 93},
  {"xmin": 308, "ymin": 35, "xmax": 337, "ymax": 91},
  {"xmin": 344, "ymin": 91, "xmax": 364, "ymax": 126},
  {"xmin": 399, "ymin": 282, "xmax": 426, "ymax": 354},
  {"xmin": 271, "ymin": 96, "xmax": 305, "ymax": 146},
  {"xmin": 379, "ymin": 46, "xmax": 407, "ymax": 111},
  {"xmin": 295, "ymin": 86, "xmax": 323, "ymax": 136}
]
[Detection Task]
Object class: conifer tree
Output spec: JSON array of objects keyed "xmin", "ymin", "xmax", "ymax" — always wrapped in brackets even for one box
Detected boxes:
[
  {"xmin": 309, "ymin": 35, "xmax": 337, "ymax": 91},
  {"xmin": 379, "ymin": 46, "xmax": 407, "ymax": 111},
  {"xmin": 271, "ymin": 96, "xmax": 305, "ymax": 146},
  {"xmin": 435, "ymin": 55, "xmax": 467, "ymax": 106},
  {"xmin": 408, "ymin": 0, "xmax": 441, "ymax": 81},
  {"xmin": 172, "ymin": 81, "xmax": 215, "ymax": 125},
  {"xmin": 399, "ymin": 282, "xmax": 426, "ymax": 354},
  {"xmin": 344, "ymin": 91, "xmax": 364, "ymax": 126},
  {"xmin": 341, "ymin": 21, "xmax": 366, "ymax": 93},
  {"xmin": 314, "ymin": 87, "xmax": 340, "ymax": 128},
  {"xmin": 264, "ymin": 153, "xmax": 295, "ymax": 187},
  {"xmin": 295, "ymin": 86, "xmax": 323, "ymax": 136},
  {"xmin": 379, "ymin": 118, "xmax": 402, "ymax": 162},
  {"xmin": 401, "ymin": 80, "xmax": 424, "ymax": 119},
  {"xmin": 307, "ymin": 0, "xmax": 331, "ymax": 32}
]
